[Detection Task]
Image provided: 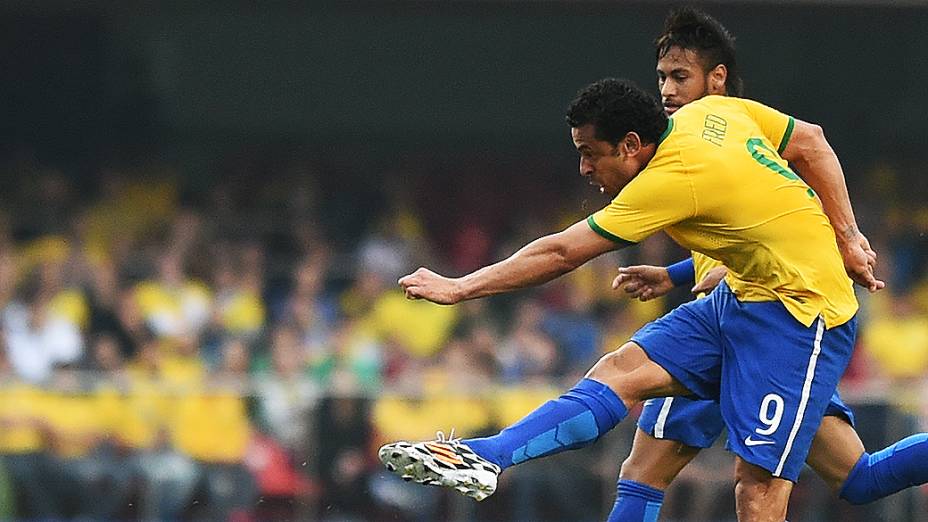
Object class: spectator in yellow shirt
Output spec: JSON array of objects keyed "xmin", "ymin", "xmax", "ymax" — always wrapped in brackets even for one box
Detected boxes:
[
  {"xmin": 134, "ymin": 252, "xmax": 212, "ymax": 343},
  {"xmin": 41, "ymin": 365, "xmax": 117, "ymax": 519},
  {"xmin": 0, "ymin": 347, "xmax": 56, "ymax": 519},
  {"xmin": 124, "ymin": 335, "xmax": 200, "ymax": 522},
  {"xmin": 863, "ymin": 292, "xmax": 928, "ymax": 380},
  {"xmin": 171, "ymin": 340, "xmax": 256, "ymax": 520}
]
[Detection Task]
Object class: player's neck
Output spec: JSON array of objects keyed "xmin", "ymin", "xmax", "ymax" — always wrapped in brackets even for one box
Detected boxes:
[{"xmin": 636, "ymin": 144, "xmax": 658, "ymax": 171}]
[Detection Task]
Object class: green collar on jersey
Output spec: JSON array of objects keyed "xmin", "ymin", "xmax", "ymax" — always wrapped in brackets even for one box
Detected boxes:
[{"xmin": 658, "ymin": 118, "xmax": 674, "ymax": 146}]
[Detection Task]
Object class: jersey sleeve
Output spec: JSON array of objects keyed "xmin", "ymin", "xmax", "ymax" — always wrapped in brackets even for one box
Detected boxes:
[
  {"xmin": 586, "ymin": 161, "xmax": 696, "ymax": 244},
  {"xmin": 738, "ymin": 98, "xmax": 795, "ymax": 154},
  {"xmin": 666, "ymin": 258, "xmax": 696, "ymax": 287}
]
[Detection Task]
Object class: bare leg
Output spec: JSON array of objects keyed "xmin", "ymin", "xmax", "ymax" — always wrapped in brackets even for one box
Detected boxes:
[
  {"xmin": 587, "ymin": 341, "xmax": 691, "ymax": 409},
  {"xmin": 805, "ymin": 415, "xmax": 865, "ymax": 492},
  {"xmin": 734, "ymin": 457, "xmax": 792, "ymax": 522},
  {"xmin": 620, "ymin": 429, "xmax": 701, "ymax": 490}
]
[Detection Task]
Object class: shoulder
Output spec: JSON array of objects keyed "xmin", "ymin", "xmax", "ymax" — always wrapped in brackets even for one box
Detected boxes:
[
  {"xmin": 676, "ymin": 95, "xmax": 749, "ymax": 121},
  {"xmin": 653, "ymin": 116, "xmax": 698, "ymax": 165},
  {"xmin": 623, "ymin": 146, "xmax": 692, "ymax": 201}
]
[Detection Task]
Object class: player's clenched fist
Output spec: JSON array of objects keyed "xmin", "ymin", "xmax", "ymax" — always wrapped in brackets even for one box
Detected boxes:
[
  {"xmin": 398, "ymin": 267, "xmax": 463, "ymax": 305},
  {"xmin": 836, "ymin": 230, "xmax": 884, "ymax": 293}
]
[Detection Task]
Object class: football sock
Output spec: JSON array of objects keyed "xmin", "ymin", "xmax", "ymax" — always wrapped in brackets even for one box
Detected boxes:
[
  {"xmin": 839, "ymin": 433, "xmax": 928, "ymax": 504},
  {"xmin": 464, "ymin": 378, "xmax": 627, "ymax": 469},
  {"xmin": 607, "ymin": 479, "xmax": 664, "ymax": 522}
]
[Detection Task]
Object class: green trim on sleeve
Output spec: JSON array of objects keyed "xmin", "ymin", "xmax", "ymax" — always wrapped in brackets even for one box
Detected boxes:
[
  {"xmin": 777, "ymin": 116, "xmax": 795, "ymax": 154},
  {"xmin": 586, "ymin": 216, "xmax": 636, "ymax": 247},
  {"xmin": 658, "ymin": 118, "xmax": 675, "ymax": 146}
]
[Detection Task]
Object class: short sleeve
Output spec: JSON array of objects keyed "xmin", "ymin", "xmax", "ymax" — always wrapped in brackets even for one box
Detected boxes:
[
  {"xmin": 586, "ymin": 160, "xmax": 696, "ymax": 244},
  {"xmin": 738, "ymin": 98, "xmax": 795, "ymax": 154}
]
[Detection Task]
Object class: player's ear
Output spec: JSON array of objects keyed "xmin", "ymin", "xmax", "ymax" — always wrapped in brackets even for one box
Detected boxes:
[
  {"xmin": 709, "ymin": 64, "xmax": 727, "ymax": 95},
  {"xmin": 622, "ymin": 132, "xmax": 642, "ymax": 156}
]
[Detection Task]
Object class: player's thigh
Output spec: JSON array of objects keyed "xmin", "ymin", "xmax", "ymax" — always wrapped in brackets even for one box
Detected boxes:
[
  {"xmin": 806, "ymin": 414, "xmax": 865, "ymax": 492},
  {"xmin": 586, "ymin": 341, "xmax": 690, "ymax": 405},
  {"xmin": 620, "ymin": 427, "xmax": 701, "ymax": 490},
  {"xmin": 609, "ymin": 292, "xmax": 726, "ymax": 405},
  {"xmin": 719, "ymin": 300, "xmax": 857, "ymax": 482}
]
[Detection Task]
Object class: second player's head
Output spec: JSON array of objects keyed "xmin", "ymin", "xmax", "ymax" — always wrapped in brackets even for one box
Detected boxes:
[
  {"xmin": 654, "ymin": 7, "xmax": 743, "ymax": 114},
  {"xmin": 566, "ymin": 78, "xmax": 666, "ymax": 197}
]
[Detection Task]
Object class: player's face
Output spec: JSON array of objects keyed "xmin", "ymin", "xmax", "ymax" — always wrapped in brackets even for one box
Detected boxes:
[
  {"xmin": 571, "ymin": 124, "xmax": 638, "ymax": 197},
  {"xmin": 656, "ymin": 46, "xmax": 723, "ymax": 115}
]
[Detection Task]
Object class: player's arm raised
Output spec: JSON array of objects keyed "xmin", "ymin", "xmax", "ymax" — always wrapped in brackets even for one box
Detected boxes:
[
  {"xmin": 399, "ymin": 220, "xmax": 618, "ymax": 305},
  {"xmin": 781, "ymin": 119, "xmax": 884, "ymax": 292}
]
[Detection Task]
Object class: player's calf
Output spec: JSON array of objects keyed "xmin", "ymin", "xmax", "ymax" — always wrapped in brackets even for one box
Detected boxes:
[
  {"xmin": 839, "ymin": 433, "xmax": 928, "ymax": 505},
  {"xmin": 619, "ymin": 429, "xmax": 702, "ymax": 490}
]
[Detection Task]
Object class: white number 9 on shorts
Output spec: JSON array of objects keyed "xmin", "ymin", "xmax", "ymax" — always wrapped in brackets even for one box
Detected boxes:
[{"xmin": 756, "ymin": 393, "xmax": 785, "ymax": 436}]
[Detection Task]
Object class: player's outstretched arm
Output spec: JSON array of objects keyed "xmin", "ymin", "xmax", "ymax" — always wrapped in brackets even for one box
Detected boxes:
[
  {"xmin": 399, "ymin": 219, "xmax": 618, "ymax": 304},
  {"xmin": 781, "ymin": 119, "xmax": 884, "ymax": 292}
]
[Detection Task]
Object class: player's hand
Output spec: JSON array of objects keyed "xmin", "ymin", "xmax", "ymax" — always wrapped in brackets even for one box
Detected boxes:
[
  {"xmin": 398, "ymin": 267, "xmax": 463, "ymax": 305},
  {"xmin": 691, "ymin": 266, "xmax": 728, "ymax": 295},
  {"xmin": 612, "ymin": 265, "xmax": 674, "ymax": 302},
  {"xmin": 836, "ymin": 231, "xmax": 884, "ymax": 292}
]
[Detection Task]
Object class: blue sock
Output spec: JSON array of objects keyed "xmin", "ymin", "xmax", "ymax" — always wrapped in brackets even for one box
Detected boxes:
[
  {"xmin": 464, "ymin": 378, "xmax": 627, "ymax": 469},
  {"xmin": 839, "ymin": 433, "xmax": 928, "ymax": 504},
  {"xmin": 607, "ymin": 479, "xmax": 664, "ymax": 522}
]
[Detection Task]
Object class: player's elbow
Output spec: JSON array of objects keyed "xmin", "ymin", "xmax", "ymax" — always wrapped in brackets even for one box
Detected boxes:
[
  {"xmin": 550, "ymin": 242, "xmax": 584, "ymax": 274},
  {"xmin": 536, "ymin": 233, "xmax": 586, "ymax": 274},
  {"xmin": 806, "ymin": 122, "xmax": 829, "ymax": 149},
  {"xmin": 790, "ymin": 121, "xmax": 832, "ymax": 162},
  {"xmin": 799, "ymin": 122, "xmax": 832, "ymax": 155}
]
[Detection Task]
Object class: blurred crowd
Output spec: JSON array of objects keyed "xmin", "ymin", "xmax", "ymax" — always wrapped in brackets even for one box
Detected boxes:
[{"xmin": 0, "ymin": 153, "xmax": 926, "ymax": 521}]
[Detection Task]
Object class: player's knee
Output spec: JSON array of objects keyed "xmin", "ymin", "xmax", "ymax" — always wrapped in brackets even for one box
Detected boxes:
[
  {"xmin": 619, "ymin": 454, "xmax": 642, "ymax": 481},
  {"xmin": 734, "ymin": 459, "xmax": 791, "ymax": 519},
  {"xmin": 588, "ymin": 350, "xmax": 623, "ymax": 378},
  {"xmin": 734, "ymin": 459, "xmax": 777, "ymax": 499},
  {"xmin": 735, "ymin": 458, "xmax": 771, "ymax": 487},
  {"xmin": 619, "ymin": 455, "xmax": 656, "ymax": 489},
  {"xmin": 619, "ymin": 455, "xmax": 671, "ymax": 490},
  {"xmin": 586, "ymin": 345, "xmax": 650, "ymax": 405}
]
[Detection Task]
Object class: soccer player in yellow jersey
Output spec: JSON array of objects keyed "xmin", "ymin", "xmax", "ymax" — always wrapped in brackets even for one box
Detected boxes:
[
  {"xmin": 379, "ymin": 81, "xmax": 881, "ymax": 522},
  {"xmin": 598, "ymin": 9, "xmax": 928, "ymax": 521}
]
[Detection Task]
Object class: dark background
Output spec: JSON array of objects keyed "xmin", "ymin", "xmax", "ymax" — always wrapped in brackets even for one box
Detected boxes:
[{"xmin": 2, "ymin": 2, "xmax": 926, "ymax": 190}]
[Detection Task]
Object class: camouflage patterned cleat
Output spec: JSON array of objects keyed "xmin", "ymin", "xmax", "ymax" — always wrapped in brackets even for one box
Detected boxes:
[{"xmin": 378, "ymin": 431, "xmax": 502, "ymax": 501}]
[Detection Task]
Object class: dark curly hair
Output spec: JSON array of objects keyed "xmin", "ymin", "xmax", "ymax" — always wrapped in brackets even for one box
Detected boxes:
[
  {"xmin": 566, "ymin": 78, "xmax": 667, "ymax": 145},
  {"xmin": 655, "ymin": 7, "xmax": 743, "ymax": 97}
]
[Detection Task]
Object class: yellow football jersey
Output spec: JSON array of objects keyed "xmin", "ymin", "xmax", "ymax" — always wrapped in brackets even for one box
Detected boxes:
[
  {"xmin": 690, "ymin": 251, "xmax": 724, "ymax": 300},
  {"xmin": 588, "ymin": 96, "xmax": 856, "ymax": 328},
  {"xmin": 691, "ymin": 251, "xmax": 722, "ymax": 286}
]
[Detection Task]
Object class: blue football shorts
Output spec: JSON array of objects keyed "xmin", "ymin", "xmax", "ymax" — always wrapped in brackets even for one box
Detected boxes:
[
  {"xmin": 631, "ymin": 282, "xmax": 857, "ymax": 481},
  {"xmin": 638, "ymin": 391, "xmax": 856, "ymax": 450}
]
